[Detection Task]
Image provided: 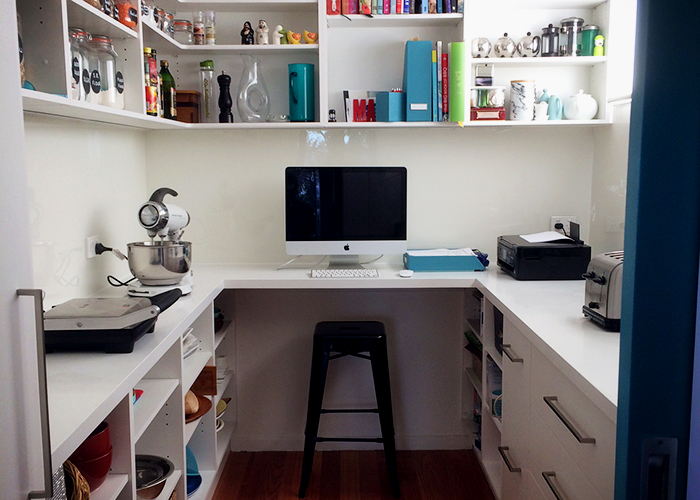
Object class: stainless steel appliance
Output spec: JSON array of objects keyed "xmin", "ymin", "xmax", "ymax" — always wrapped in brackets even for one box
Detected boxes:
[
  {"xmin": 582, "ymin": 251, "xmax": 623, "ymax": 330},
  {"xmin": 127, "ymin": 188, "xmax": 192, "ymax": 296}
]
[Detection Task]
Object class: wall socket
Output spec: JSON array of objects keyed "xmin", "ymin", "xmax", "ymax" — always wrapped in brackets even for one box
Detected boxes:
[
  {"xmin": 85, "ymin": 235, "xmax": 99, "ymax": 259},
  {"xmin": 550, "ymin": 216, "xmax": 577, "ymax": 235}
]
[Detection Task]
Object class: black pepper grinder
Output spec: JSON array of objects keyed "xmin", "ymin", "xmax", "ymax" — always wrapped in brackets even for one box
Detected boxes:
[{"xmin": 217, "ymin": 71, "xmax": 233, "ymax": 123}]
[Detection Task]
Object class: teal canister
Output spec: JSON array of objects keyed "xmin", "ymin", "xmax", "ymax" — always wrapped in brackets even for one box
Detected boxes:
[
  {"xmin": 288, "ymin": 63, "xmax": 315, "ymax": 122},
  {"xmin": 581, "ymin": 25, "xmax": 600, "ymax": 56}
]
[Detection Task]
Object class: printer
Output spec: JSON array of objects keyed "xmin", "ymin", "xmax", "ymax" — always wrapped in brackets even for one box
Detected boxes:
[{"xmin": 497, "ymin": 226, "xmax": 591, "ymax": 280}]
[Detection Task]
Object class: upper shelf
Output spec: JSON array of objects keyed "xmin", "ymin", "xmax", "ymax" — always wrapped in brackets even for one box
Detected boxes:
[
  {"xmin": 67, "ymin": 0, "xmax": 138, "ymax": 39},
  {"xmin": 154, "ymin": 0, "xmax": 317, "ymax": 12},
  {"xmin": 469, "ymin": 56, "xmax": 608, "ymax": 67},
  {"xmin": 327, "ymin": 13, "xmax": 463, "ymax": 28}
]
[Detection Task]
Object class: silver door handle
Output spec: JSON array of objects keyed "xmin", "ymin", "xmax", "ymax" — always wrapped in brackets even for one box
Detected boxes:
[
  {"xmin": 542, "ymin": 471, "xmax": 570, "ymax": 500},
  {"xmin": 543, "ymin": 396, "xmax": 596, "ymax": 444},
  {"xmin": 18, "ymin": 289, "xmax": 53, "ymax": 500},
  {"xmin": 502, "ymin": 344, "xmax": 523, "ymax": 363},
  {"xmin": 498, "ymin": 446, "xmax": 521, "ymax": 473}
]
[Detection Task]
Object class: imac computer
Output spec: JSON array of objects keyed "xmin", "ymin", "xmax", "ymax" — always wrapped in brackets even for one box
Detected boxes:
[{"xmin": 285, "ymin": 166, "xmax": 407, "ymax": 269}]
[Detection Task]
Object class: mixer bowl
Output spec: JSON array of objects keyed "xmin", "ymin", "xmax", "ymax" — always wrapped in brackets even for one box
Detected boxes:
[{"xmin": 128, "ymin": 241, "xmax": 192, "ymax": 286}]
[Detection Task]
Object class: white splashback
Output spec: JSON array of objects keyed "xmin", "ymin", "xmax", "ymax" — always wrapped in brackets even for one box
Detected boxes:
[
  {"xmin": 23, "ymin": 114, "xmax": 149, "ymax": 307},
  {"xmin": 22, "ymin": 111, "xmax": 631, "ymax": 307},
  {"xmin": 144, "ymin": 126, "xmax": 595, "ymax": 264}
]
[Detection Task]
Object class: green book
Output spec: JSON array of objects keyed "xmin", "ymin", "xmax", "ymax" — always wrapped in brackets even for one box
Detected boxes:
[{"xmin": 449, "ymin": 41, "xmax": 467, "ymax": 123}]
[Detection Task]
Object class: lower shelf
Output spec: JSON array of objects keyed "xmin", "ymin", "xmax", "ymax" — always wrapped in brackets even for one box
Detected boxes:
[{"xmin": 90, "ymin": 473, "xmax": 129, "ymax": 500}]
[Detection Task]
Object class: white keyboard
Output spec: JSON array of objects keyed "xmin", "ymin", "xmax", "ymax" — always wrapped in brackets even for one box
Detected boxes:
[{"xmin": 311, "ymin": 268, "xmax": 379, "ymax": 278}]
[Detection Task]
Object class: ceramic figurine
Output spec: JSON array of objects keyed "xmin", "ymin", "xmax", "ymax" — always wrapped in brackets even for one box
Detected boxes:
[
  {"xmin": 329, "ymin": 109, "xmax": 336, "ymax": 122},
  {"xmin": 272, "ymin": 24, "xmax": 285, "ymax": 45},
  {"xmin": 303, "ymin": 30, "xmax": 318, "ymax": 44},
  {"xmin": 256, "ymin": 19, "xmax": 269, "ymax": 45},
  {"xmin": 286, "ymin": 29, "xmax": 301, "ymax": 44},
  {"xmin": 240, "ymin": 21, "xmax": 254, "ymax": 45}
]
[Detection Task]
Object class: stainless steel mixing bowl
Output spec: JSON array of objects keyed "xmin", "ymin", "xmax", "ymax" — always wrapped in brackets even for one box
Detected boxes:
[{"xmin": 128, "ymin": 241, "xmax": 192, "ymax": 285}]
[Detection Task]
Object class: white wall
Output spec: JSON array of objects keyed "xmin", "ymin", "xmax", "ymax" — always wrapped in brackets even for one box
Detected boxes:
[
  {"xmin": 23, "ymin": 114, "xmax": 149, "ymax": 307},
  {"xmin": 144, "ymin": 126, "xmax": 596, "ymax": 265}
]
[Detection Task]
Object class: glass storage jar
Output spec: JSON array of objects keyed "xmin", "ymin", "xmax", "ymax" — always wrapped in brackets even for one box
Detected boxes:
[
  {"xmin": 69, "ymin": 28, "xmax": 92, "ymax": 102},
  {"xmin": 89, "ymin": 35, "xmax": 123, "ymax": 109},
  {"xmin": 173, "ymin": 20, "xmax": 194, "ymax": 44}
]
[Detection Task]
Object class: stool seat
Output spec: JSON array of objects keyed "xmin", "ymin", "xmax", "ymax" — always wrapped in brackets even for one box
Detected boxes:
[{"xmin": 298, "ymin": 321, "xmax": 400, "ymax": 498}]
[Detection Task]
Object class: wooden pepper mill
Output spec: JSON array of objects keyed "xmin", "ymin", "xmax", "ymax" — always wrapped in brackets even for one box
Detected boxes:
[{"xmin": 217, "ymin": 71, "xmax": 233, "ymax": 123}]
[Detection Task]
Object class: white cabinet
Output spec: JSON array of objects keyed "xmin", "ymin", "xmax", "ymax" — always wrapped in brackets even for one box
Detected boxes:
[
  {"xmin": 17, "ymin": 0, "xmax": 632, "ymax": 129},
  {"xmin": 464, "ymin": 294, "xmax": 616, "ymax": 500}
]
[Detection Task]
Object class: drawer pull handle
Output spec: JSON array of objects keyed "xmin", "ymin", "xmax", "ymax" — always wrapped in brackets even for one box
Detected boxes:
[
  {"xmin": 542, "ymin": 471, "xmax": 570, "ymax": 500},
  {"xmin": 543, "ymin": 396, "xmax": 596, "ymax": 444},
  {"xmin": 498, "ymin": 446, "xmax": 521, "ymax": 473},
  {"xmin": 502, "ymin": 344, "xmax": 523, "ymax": 363}
]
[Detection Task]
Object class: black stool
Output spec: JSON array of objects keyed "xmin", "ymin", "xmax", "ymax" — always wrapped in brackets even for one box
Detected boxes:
[{"xmin": 298, "ymin": 321, "xmax": 400, "ymax": 498}]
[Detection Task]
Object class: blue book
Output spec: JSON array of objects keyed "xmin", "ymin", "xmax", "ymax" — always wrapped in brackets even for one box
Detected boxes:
[
  {"xmin": 402, "ymin": 40, "xmax": 433, "ymax": 121},
  {"xmin": 403, "ymin": 0, "xmax": 410, "ymax": 13},
  {"xmin": 421, "ymin": 0, "xmax": 428, "ymax": 13}
]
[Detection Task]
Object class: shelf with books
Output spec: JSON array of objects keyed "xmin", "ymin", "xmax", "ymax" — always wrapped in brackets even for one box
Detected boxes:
[{"xmin": 326, "ymin": 13, "xmax": 463, "ymax": 28}]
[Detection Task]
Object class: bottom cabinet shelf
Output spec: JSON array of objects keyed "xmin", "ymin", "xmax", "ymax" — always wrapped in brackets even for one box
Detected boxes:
[{"xmin": 90, "ymin": 473, "xmax": 129, "ymax": 500}]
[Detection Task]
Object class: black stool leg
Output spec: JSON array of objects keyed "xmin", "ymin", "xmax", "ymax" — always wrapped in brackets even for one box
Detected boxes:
[
  {"xmin": 370, "ymin": 339, "xmax": 401, "ymax": 498},
  {"xmin": 298, "ymin": 336, "xmax": 330, "ymax": 498}
]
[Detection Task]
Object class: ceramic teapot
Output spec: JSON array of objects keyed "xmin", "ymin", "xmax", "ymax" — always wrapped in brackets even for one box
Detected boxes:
[
  {"xmin": 471, "ymin": 37, "xmax": 492, "ymax": 58},
  {"xmin": 517, "ymin": 32, "xmax": 541, "ymax": 57},
  {"xmin": 563, "ymin": 89, "xmax": 598, "ymax": 120},
  {"xmin": 494, "ymin": 33, "xmax": 515, "ymax": 58}
]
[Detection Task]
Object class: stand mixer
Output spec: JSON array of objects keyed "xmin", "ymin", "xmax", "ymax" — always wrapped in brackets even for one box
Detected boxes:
[{"xmin": 127, "ymin": 188, "xmax": 193, "ymax": 297}]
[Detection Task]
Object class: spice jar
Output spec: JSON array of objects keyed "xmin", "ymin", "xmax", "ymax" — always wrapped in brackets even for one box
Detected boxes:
[
  {"xmin": 173, "ymin": 19, "xmax": 194, "ymax": 44},
  {"xmin": 115, "ymin": 0, "xmax": 138, "ymax": 29},
  {"xmin": 559, "ymin": 17, "xmax": 584, "ymax": 56}
]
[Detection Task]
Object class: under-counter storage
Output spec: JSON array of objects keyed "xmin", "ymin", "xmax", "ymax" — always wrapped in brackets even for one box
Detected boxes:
[{"xmin": 530, "ymin": 346, "xmax": 616, "ymax": 500}]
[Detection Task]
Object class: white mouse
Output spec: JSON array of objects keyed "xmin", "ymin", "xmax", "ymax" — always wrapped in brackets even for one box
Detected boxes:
[{"xmin": 399, "ymin": 269, "xmax": 414, "ymax": 278}]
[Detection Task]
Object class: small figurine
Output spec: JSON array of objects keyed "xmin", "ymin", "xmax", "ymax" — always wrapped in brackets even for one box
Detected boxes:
[
  {"xmin": 286, "ymin": 29, "xmax": 301, "ymax": 44},
  {"xmin": 303, "ymin": 30, "xmax": 318, "ymax": 44},
  {"xmin": 272, "ymin": 25, "xmax": 285, "ymax": 45},
  {"xmin": 240, "ymin": 21, "xmax": 254, "ymax": 45},
  {"xmin": 256, "ymin": 19, "xmax": 269, "ymax": 45},
  {"xmin": 329, "ymin": 109, "xmax": 336, "ymax": 122}
]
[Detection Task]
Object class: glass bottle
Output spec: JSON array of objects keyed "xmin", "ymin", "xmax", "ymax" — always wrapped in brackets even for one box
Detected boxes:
[
  {"xmin": 144, "ymin": 47, "xmax": 158, "ymax": 116},
  {"xmin": 193, "ymin": 11, "xmax": 205, "ymax": 45},
  {"xmin": 204, "ymin": 11, "xmax": 216, "ymax": 45},
  {"xmin": 198, "ymin": 60, "xmax": 218, "ymax": 123},
  {"xmin": 173, "ymin": 19, "xmax": 194, "ymax": 45},
  {"xmin": 236, "ymin": 55, "xmax": 270, "ymax": 122},
  {"xmin": 160, "ymin": 60, "xmax": 177, "ymax": 120}
]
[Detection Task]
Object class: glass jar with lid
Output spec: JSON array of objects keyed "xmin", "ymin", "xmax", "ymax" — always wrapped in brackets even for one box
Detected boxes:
[
  {"xmin": 559, "ymin": 17, "xmax": 584, "ymax": 56},
  {"xmin": 173, "ymin": 19, "xmax": 194, "ymax": 44},
  {"xmin": 69, "ymin": 28, "xmax": 92, "ymax": 102},
  {"xmin": 88, "ymin": 35, "xmax": 124, "ymax": 109}
]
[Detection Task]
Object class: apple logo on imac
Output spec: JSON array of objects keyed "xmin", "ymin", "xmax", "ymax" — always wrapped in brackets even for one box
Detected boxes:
[{"xmin": 344, "ymin": 244, "xmax": 350, "ymax": 251}]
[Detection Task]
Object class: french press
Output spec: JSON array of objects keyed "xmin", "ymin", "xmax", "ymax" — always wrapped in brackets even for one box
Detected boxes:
[
  {"xmin": 559, "ymin": 17, "xmax": 585, "ymax": 56},
  {"xmin": 541, "ymin": 24, "xmax": 559, "ymax": 57}
]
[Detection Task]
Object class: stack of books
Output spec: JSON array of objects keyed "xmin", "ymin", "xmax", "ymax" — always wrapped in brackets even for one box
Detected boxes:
[{"xmin": 331, "ymin": 0, "xmax": 463, "ymax": 15}]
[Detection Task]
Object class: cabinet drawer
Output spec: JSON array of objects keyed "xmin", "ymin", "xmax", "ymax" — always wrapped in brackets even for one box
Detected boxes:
[
  {"xmin": 502, "ymin": 318, "xmax": 531, "ymax": 442},
  {"xmin": 530, "ymin": 411, "xmax": 603, "ymax": 500},
  {"xmin": 530, "ymin": 348, "xmax": 615, "ymax": 499}
]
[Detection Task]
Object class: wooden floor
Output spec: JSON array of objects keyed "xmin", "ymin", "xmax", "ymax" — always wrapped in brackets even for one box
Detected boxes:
[{"xmin": 212, "ymin": 450, "xmax": 496, "ymax": 500}]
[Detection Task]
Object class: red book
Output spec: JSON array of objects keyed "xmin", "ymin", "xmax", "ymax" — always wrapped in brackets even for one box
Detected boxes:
[
  {"xmin": 396, "ymin": 0, "xmax": 403, "ymax": 13},
  {"xmin": 383, "ymin": 0, "xmax": 391, "ymax": 13},
  {"xmin": 441, "ymin": 53, "xmax": 449, "ymax": 121}
]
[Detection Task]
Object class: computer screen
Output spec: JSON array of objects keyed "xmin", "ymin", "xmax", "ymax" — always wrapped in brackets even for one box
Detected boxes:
[{"xmin": 285, "ymin": 166, "xmax": 407, "ymax": 267}]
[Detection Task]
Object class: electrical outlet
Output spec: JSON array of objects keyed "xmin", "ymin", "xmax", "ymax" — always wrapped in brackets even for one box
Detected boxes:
[
  {"xmin": 550, "ymin": 216, "xmax": 577, "ymax": 235},
  {"xmin": 85, "ymin": 235, "xmax": 99, "ymax": 259}
]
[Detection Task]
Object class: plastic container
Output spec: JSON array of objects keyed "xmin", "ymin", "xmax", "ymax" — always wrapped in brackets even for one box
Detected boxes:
[
  {"xmin": 174, "ymin": 20, "xmax": 194, "ymax": 45},
  {"xmin": 581, "ymin": 25, "xmax": 600, "ymax": 56}
]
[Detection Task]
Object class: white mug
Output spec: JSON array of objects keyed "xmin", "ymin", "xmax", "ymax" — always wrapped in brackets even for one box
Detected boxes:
[{"xmin": 509, "ymin": 80, "xmax": 535, "ymax": 121}]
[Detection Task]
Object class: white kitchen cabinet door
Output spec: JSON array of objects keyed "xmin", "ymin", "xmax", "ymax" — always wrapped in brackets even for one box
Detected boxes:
[{"xmin": 0, "ymin": 2, "xmax": 48, "ymax": 498}]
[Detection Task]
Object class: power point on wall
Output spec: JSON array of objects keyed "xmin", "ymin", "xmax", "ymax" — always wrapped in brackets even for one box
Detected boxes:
[
  {"xmin": 85, "ymin": 235, "xmax": 99, "ymax": 259},
  {"xmin": 550, "ymin": 216, "xmax": 577, "ymax": 236}
]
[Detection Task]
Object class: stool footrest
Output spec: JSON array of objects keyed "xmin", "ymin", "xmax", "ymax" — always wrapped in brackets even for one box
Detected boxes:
[
  {"xmin": 317, "ymin": 437, "xmax": 384, "ymax": 443},
  {"xmin": 321, "ymin": 408, "xmax": 379, "ymax": 414}
]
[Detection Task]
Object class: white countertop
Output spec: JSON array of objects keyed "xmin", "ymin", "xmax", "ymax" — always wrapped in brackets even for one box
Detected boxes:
[{"xmin": 45, "ymin": 263, "xmax": 619, "ymax": 465}]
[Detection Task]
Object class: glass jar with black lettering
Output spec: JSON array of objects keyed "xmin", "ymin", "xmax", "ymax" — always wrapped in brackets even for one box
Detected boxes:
[
  {"xmin": 69, "ymin": 28, "xmax": 91, "ymax": 101},
  {"xmin": 88, "ymin": 35, "xmax": 124, "ymax": 109}
]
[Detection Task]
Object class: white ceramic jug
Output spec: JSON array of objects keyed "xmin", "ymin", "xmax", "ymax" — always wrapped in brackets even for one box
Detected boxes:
[{"xmin": 563, "ymin": 89, "xmax": 598, "ymax": 120}]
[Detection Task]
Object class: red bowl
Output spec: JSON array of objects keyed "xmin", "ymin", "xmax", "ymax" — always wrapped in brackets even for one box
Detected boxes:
[
  {"xmin": 70, "ymin": 422, "xmax": 111, "ymax": 462},
  {"xmin": 73, "ymin": 446, "xmax": 113, "ymax": 491}
]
